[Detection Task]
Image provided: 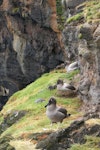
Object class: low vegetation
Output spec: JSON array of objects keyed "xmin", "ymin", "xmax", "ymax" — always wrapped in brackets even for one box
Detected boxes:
[
  {"xmin": 70, "ymin": 136, "xmax": 100, "ymax": 150},
  {"xmin": 1, "ymin": 69, "xmax": 81, "ymax": 138},
  {"xmin": 84, "ymin": 0, "xmax": 100, "ymax": 23},
  {"xmin": 67, "ymin": 0, "xmax": 100, "ymax": 24},
  {"xmin": 0, "ymin": 69, "xmax": 100, "ymax": 149},
  {"xmin": 56, "ymin": 0, "xmax": 65, "ymax": 30},
  {"xmin": 67, "ymin": 13, "xmax": 84, "ymax": 24}
]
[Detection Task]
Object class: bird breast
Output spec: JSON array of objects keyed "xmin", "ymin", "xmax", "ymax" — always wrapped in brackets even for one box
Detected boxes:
[
  {"xmin": 57, "ymin": 83, "xmax": 71, "ymax": 91},
  {"xmin": 46, "ymin": 107, "xmax": 65, "ymax": 122}
]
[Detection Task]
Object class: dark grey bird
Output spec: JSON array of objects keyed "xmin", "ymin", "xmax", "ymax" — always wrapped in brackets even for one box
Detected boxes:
[
  {"xmin": 45, "ymin": 97, "xmax": 71, "ymax": 124},
  {"xmin": 48, "ymin": 84, "xmax": 57, "ymax": 90}
]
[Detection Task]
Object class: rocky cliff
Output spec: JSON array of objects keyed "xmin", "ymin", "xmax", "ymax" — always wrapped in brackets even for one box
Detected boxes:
[
  {"xmin": 62, "ymin": 0, "xmax": 100, "ymax": 104},
  {"xmin": 0, "ymin": 0, "xmax": 99, "ymax": 109},
  {"xmin": 0, "ymin": 0, "xmax": 65, "ymax": 109},
  {"xmin": 0, "ymin": 1, "xmax": 100, "ymax": 149}
]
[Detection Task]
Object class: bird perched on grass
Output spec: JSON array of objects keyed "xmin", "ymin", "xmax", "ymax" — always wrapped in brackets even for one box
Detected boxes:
[
  {"xmin": 45, "ymin": 97, "xmax": 71, "ymax": 124},
  {"xmin": 57, "ymin": 79, "xmax": 76, "ymax": 91},
  {"xmin": 65, "ymin": 61, "xmax": 80, "ymax": 72},
  {"xmin": 56, "ymin": 79, "xmax": 76, "ymax": 97}
]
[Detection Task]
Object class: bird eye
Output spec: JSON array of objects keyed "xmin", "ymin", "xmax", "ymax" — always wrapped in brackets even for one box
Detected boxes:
[{"xmin": 50, "ymin": 99, "xmax": 52, "ymax": 102}]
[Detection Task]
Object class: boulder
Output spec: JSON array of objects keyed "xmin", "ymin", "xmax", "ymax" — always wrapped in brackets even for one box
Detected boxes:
[{"xmin": 36, "ymin": 118, "xmax": 100, "ymax": 150}]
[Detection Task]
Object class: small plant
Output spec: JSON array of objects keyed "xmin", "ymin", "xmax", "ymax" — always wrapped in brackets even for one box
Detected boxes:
[
  {"xmin": 67, "ymin": 13, "xmax": 84, "ymax": 23},
  {"xmin": 12, "ymin": 7, "xmax": 20, "ymax": 14},
  {"xmin": 78, "ymin": 33, "xmax": 83, "ymax": 39},
  {"xmin": 56, "ymin": 0, "xmax": 65, "ymax": 30}
]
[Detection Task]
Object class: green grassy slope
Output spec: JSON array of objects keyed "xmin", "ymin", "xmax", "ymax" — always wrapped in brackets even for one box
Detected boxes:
[
  {"xmin": 0, "ymin": 69, "xmax": 81, "ymax": 138},
  {"xmin": 0, "ymin": 69, "xmax": 100, "ymax": 150}
]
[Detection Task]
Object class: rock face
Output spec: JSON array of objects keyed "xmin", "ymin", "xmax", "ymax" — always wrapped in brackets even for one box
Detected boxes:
[
  {"xmin": 62, "ymin": 0, "xmax": 100, "ymax": 104},
  {"xmin": 62, "ymin": 0, "xmax": 87, "ymax": 61},
  {"xmin": 0, "ymin": 110, "xmax": 26, "ymax": 134},
  {"xmin": 78, "ymin": 24, "xmax": 100, "ymax": 103},
  {"xmin": 62, "ymin": 0, "xmax": 86, "ymax": 20},
  {"xmin": 35, "ymin": 103, "xmax": 100, "ymax": 149},
  {"xmin": 0, "ymin": 0, "xmax": 65, "ymax": 108},
  {"xmin": 62, "ymin": 26, "xmax": 79, "ymax": 60},
  {"xmin": 0, "ymin": 135, "xmax": 15, "ymax": 150},
  {"xmin": 36, "ymin": 117, "xmax": 100, "ymax": 149}
]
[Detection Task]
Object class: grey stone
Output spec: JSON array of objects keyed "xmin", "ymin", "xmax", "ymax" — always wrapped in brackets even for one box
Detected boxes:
[
  {"xmin": 0, "ymin": 110, "xmax": 26, "ymax": 134},
  {"xmin": 35, "ymin": 99, "xmax": 45, "ymax": 103},
  {"xmin": 65, "ymin": 0, "xmax": 87, "ymax": 8}
]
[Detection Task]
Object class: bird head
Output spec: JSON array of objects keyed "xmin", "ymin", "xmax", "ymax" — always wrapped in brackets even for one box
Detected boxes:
[
  {"xmin": 45, "ymin": 97, "xmax": 56, "ymax": 108},
  {"xmin": 57, "ymin": 79, "xmax": 64, "ymax": 85}
]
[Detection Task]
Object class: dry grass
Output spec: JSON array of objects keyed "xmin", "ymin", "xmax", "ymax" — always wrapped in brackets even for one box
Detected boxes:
[{"xmin": 10, "ymin": 140, "xmax": 39, "ymax": 150}]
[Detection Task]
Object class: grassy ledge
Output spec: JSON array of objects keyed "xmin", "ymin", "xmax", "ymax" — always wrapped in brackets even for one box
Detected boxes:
[
  {"xmin": 0, "ymin": 69, "xmax": 100, "ymax": 150},
  {"xmin": 66, "ymin": 0, "xmax": 100, "ymax": 24},
  {"xmin": 0, "ymin": 69, "xmax": 81, "ymax": 138}
]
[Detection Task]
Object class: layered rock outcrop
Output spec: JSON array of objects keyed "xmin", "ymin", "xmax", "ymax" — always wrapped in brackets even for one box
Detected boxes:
[
  {"xmin": 36, "ymin": 112, "xmax": 100, "ymax": 149},
  {"xmin": 0, "ymin": 0, "xmax": 65, "ymax": 109},
  {"xmin": 0, "ymin": 0, "xmax": 100, "ymax": 108},
  {"xmin": 62, "ymin": 0, "xmax": 100, "ymax": 104},
  {"xmin": 78, "ymin": 24, "xmax": 100, "ymax": 103}
]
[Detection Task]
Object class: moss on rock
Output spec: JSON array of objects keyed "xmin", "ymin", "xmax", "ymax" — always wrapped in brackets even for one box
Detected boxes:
[{"xmin": 0, "ymin": 135, "xmax": 15, "ymax": 150}]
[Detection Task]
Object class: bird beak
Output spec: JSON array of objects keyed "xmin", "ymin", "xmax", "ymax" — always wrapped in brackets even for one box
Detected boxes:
[{"xmin": 45, "ymin": 103, "xmax": 49, "ymax": 108}]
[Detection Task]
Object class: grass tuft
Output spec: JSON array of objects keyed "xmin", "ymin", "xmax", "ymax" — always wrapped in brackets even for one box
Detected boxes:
[
  {"xmin": 67, "ymin": 0, "xmax": 100, "ymax": 24},
  {"xmin": 70, "ymin": 136, "xmax": 100, "ymax": 150}
]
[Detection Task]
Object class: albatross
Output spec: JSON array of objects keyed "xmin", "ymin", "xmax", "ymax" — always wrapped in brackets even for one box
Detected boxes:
[
  {"xmin": 45, "ymin": 97, "xmax": 71, "ymax": 124},
  {"xmin": 56, "ymin": 79, "xmax": 76, "ymax": 91}
]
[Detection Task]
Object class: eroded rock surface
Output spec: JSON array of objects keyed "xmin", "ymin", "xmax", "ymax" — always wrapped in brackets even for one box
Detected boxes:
[
  {"xmin": 0, "ymin": 135, "xmax": 15, "ymax": 150},
  {"xmin": 78, "ymin": 24, "xmax": 100, "ymax": 103},
  {"xmin": 62, "ymin": 0, "xmax": 100, "ymax": 103},
  {"xmin": 36, "ymin": 115, "xmax": 100, "ymax": 150},
  {"xmin": 0, "ymin": 0, "xmax": 65, "ymax": 108},
  {"xmin": 0, "ymin": 110, "xmax": 26, "ymax": 134}
]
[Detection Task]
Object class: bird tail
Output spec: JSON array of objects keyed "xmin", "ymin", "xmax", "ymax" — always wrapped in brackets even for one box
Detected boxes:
[{"xmin": 66, "ymin": 113, "xmax": 71, "ymax": 118}]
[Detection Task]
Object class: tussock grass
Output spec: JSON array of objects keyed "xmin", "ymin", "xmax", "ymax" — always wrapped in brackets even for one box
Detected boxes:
[
  {"xmin": 86, "ymin": 118, "xmax": 100, "ymax": 125},
  {"xmin": 70, "ymin": 136, "xmax": 100, "ymax": 150},
  {"xmin": 10, "ymin": 140, "xmax": 38, "ymax": 150},
  {"xmin": 84, "ymin": 0, "xmax": 100, "ymax": 23},
  {"xmin": 67, "ymin": 0, "xmax": 100, "ymax": 24},
  {"xmin": 67, "ymin": 13, "xmax": 84, "ymax": 23}
]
